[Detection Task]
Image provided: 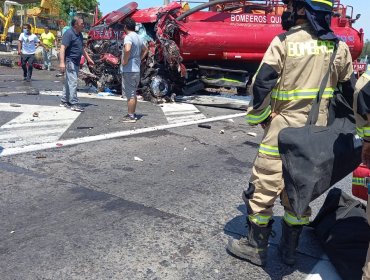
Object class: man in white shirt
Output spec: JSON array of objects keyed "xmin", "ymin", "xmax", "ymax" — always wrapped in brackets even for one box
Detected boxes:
[{"xmin": 18, "ymin": 24, "xmax": 45, "ymax": 81}]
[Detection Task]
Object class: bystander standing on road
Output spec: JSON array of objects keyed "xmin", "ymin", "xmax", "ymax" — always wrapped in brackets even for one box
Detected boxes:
[
  {"xmin": 120, "ymin": 17, "xmax": 148, "ymax": 123},
  {"xmin": 59, "ymin": 16, "xmax": 94, "ymax": 112},
  {"xmin": 40, "ymin": 27, "xmax": 57, "ymax": 71},
  {"xmin": 18, "ymin": 23, "xmax": 45, "ymax": 82},
  {"xmin": 227, "ymin": 0, "xmax": 355, "ymax": 267},
  {"xmin": 353, "ymin": 66, "xmax": 370, "ymax": 279}
]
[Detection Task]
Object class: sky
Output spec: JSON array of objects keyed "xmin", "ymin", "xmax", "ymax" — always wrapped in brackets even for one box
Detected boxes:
[{"xmin": 98, "ymin": 0, "xmax": 369, "ymax": 40}]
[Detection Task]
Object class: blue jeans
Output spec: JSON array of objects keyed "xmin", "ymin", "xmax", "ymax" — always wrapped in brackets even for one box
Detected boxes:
[
  {"xmin": 61, "ymin": 60, "xmax": 79, "ymax": 105},
  {"xmin": 43, "ymin": 48, "xmax": 52, "ymax": 70}
]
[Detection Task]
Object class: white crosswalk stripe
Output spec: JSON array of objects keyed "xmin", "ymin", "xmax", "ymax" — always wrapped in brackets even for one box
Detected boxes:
[
  {"xmin": 0, "ymin": 103, "xmax": 80, "ymax": 149},
  {"xmin": 160, "ymin": 103, "xmax": 206, "ymax": 124}
]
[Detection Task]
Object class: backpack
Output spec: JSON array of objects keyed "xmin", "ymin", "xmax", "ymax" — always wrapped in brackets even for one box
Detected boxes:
[{"xmin": 310, "ymin": 188, "xmax": 370, "ymax": 280}]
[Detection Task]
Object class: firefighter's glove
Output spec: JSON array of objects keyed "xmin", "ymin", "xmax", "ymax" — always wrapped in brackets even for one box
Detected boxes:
[
  {"xmin": 260, "ymin": 116, "xmax": 271, "ymax": 129},
  {"xmin": 260, "ymin": 112, "xmax": 277, "ymax": 129}
]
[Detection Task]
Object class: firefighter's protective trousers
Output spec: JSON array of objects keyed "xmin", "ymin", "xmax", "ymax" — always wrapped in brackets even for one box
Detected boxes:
[
  {"xmin": 245, "ymin": 23, "xmax": 354, "ymax": 227},
  {"xmin": 353, "ymin": 68, "xmax": 370, "ymax": 279}
]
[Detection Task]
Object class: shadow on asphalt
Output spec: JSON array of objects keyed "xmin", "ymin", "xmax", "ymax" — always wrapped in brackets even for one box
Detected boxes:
[
  {"xmin": 223, "ymin": 204, "xmax": 326, "ymax": 280},
  {"xmin": 80, "ymin": 103, "xmax": 98, "ymax": 108}
]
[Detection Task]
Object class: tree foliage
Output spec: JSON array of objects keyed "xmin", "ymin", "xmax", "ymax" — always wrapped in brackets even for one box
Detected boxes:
[
  {"xmin": 57, "ymin": 0, "xmax": 98, "ymax": 21},
  {"xmin": 63, "ymin": 0, "xmax": 97, "ymax": 14}
]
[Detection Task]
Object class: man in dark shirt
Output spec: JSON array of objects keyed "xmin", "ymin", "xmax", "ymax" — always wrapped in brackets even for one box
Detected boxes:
[{"xmin": 59, "ymin": 17, "xmax": 94, "ymax": 112}]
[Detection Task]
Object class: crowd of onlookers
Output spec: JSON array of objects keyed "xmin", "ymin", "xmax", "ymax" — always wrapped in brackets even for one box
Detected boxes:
[{"xmin": 17, "ymin": 16, "xmax": 147, "ymax": 120}]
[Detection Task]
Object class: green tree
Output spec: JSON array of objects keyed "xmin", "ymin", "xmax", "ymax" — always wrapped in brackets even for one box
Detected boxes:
[{"xmin": 60, "ymin": 0, "xmax": 99, "ymax": 19}]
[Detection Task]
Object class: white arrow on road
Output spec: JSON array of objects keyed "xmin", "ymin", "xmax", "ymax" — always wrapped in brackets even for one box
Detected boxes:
[{"xmin": 0, "ymin": 103, "xmax": 80, "ymax": 149}]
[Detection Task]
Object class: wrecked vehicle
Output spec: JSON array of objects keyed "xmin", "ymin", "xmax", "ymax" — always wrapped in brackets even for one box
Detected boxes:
[{"xmin": 82, "ymin": 0, "xmax": 364, "ymax": 102}]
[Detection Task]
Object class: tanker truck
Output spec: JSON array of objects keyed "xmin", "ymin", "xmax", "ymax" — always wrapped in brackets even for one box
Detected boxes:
[{"xmin": 84, "ymin": 0, "xmax": 364, "ymax": 102}]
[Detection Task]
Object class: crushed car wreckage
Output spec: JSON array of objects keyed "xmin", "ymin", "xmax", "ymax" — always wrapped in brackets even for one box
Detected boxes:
[{"xmin": 81, "ymin": 0, "xmax": 364, "ymax": 103}]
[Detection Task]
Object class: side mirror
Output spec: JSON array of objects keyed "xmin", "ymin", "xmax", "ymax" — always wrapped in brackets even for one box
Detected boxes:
[{"xmin": 351, "ymin": 13, "xmax": 361, "ymax": 23}]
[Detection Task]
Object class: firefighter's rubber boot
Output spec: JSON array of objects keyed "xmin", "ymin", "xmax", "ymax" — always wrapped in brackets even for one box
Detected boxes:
[
  {"xmin": 278, "ymin": 220, "xmax": 303, "ymax": 266},
  {"xmin": 227, "ymin": 220, "xmax": 273, "ymax": 267}
]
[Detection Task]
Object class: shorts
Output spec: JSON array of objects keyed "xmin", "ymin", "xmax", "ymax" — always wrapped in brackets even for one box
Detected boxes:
[{"xmin": 122, "ymin": 72, "xmax": 140, "ymax": 99}]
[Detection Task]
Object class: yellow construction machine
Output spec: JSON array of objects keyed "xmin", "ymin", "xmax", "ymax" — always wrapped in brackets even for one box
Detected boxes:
[
  {"xmin": 0, "ymin": 1, "xmax": 23, "ymax": 50},
  {"xmin": 16, "ymin": 0, "xmax": 61, "ymax": 36},
  {"xmin": 0, "ymin": 0, "xmax": 62, "ymax": 51}
]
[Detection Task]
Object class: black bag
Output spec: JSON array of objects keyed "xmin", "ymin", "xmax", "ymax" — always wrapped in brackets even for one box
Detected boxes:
[
  {"xmin": 278, "ymin": 45, "xmax": 362, "ymax": 217},
  {"xmin": 310, "ymin": 188, "xmax": 370, "ymax": 280}
]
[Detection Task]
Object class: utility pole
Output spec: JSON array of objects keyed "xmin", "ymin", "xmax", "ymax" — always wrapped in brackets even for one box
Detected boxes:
[{"xmin": 163, "ymin": 0, "xmax": 170, "ymax": 5}]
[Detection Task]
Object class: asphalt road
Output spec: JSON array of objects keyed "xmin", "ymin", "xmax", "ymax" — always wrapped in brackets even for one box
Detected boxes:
[{"xmin": 0, "ymin": 66, "xmax": 352, "ymax": 280}]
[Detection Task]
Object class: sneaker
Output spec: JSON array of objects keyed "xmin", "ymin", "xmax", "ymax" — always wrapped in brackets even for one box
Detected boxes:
[
  {"xmin": 59, "ymin": 102, "xmax": 70, "ymax": 108},
  {"xmin": 122, "ymin": 114, "xmax": 136, "ymax": 123},
  {"xmin": 23, "ymin": 77, "xmax": 27, "ymax": 81},
  {"xmin": 70, "ymin": 104, "xmax": 85, "ymax": 112}
]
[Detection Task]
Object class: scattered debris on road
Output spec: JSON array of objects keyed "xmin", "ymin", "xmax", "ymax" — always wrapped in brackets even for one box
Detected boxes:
[
  {"xmin": 176, "ymin": 95, "xmax": 250, "ymax": 110},
  {"xmin": 247, "ymin": 132, "xmax": 257, "ymax": 137},
  {"xmin": 219, "ymin": 130, "xmax": 225, "ymax": 134},
  {"xmin": 36, "ymin": 154, "xmax": 46, "ymax": 159},
  {"xmin": 0, "ymin": 58, "xmax": 13, "ymax": 67},
  {"xmin": 33, "ymin": 112, "xmax": 39, "ymax": 117},
  {"xmin": 10, "ymin": 103, "xmax": 21, "ymax": 107},
  {"xmin": 77, "ymin": 126, "xmax": 94, "ymax": 130},
  {"xmin": 26, "ymin": 89, "xmax": 40, "ymax": 95},
  {"xmin": 198, "ymin": 124, "xmax": 211, "ymax": 129},
  {"xmin": 134, "ymin": 156, "xmax": 144, "ymax": 162}
]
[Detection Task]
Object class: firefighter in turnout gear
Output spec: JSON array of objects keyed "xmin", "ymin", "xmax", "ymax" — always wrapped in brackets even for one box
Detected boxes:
[
  {"xmin": 227, "ymin": 0, "xmax": 355, "ymax": 266},
  {"xmin": 354, "ymin": 66, "xmax": 370, "ymax": 279}
]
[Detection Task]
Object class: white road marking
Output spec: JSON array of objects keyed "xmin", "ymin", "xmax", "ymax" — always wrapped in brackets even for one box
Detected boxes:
[
  {"xmin": 305, "ymin": 258, "xmax": 341, "ymax": 280},
  {"xmin": 0, "ymin": 103, "xmax": 80, "ymax": 149},
  {"xmin": 39, "ymin": 90, "xmax": 125, "ymax": 101},
  {"xmin": 38, "ymin": 90, "xmax": 148, "ymax": 102},
  {"xmin": 160, "ymin": 103, "xmax": 206, "ymax": 124},
  {"xmin": 0, "ymin": 112, "xmax": 246, "ymax": 157}
]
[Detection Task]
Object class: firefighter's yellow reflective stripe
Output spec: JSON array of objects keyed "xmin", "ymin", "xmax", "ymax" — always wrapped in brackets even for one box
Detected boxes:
[
  {"xmin": 283, "ymin": 212, "xmax": 310, "ymax": 226},
  {"xmin": 246, "ymin": 106, "xmax": 271, "ymax": 125},
  {"xmin": 204, "ymin": 77, "xmax": 241, "ymax": 83},
  {"xmin": 312, "ymin": 0, "xmax": 333, "ymax": 7},
  {"xmin": 363, "ymin": 127, "xmax": 370, "ymax": 137},
  {"xmin": 249, "ymin": 214, "xmax": 271, "ymax": 225},
  {"xmin": 357, "ymin": 127, "xmax": 370, "ymax": 137},
  {"xmin": 271, "ymin": 88, "xmax": 334, "ymax": 100},
  {"xmin": 352, "ymin": 177, "xmax": 365, "ymax": 186},
  {"xmin": 259, "ymin": 144, "xmax": 280, "ymax": 157},
  {"xmin": 287, "ymin": 40, "xmax": 335, "ymax": 57},
  {"xmin": 357, "ymin": 128, "xmax": 364, "ymax": 138}
]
